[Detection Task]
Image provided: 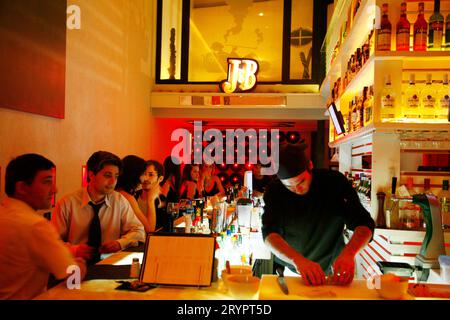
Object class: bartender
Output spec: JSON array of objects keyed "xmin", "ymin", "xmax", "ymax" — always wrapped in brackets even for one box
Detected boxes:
[{"xmin": 262, "ymin": 143, "xmax": 375, "ymax": 286}]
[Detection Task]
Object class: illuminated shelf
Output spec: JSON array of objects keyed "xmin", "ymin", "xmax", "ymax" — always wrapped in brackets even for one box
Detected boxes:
[
  {"xmin": 340, "ymin": 56, "xmax": 375, "ymax": 97},
  {"xmin": 329, "ymin": 123, "xmax": 375, "ymax": 148},
  {"xmin": 329, "ymin": 123, "xmax": 450, "ymax": 148}
]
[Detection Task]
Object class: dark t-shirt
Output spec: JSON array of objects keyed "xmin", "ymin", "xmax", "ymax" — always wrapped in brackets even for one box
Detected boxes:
[{"xmin": 262, "ymin": 169, "xmax": 375, "ymax": 274}]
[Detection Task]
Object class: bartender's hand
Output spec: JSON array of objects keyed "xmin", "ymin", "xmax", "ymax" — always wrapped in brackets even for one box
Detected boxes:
[
  {"xmin": 100, "ymin": 240, "xmax": 121, "ymax": 253},
  {"xmin": 70, "ymin": 244, "xmax": 96, "ymax": 260},
  {"xmin": 332, "ymin": 251, "xmax": 355, "ymax": 286},
  {"xmin": 294, "ymin": 256, "xmax": 326, "ymax": 286}
]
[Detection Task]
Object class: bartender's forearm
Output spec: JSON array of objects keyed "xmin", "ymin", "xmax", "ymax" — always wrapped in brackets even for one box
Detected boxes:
[
  {"xmin": 341, "ymin": 226, "xmax": 372, "ymax": 257},
  {"xmin": 264, "ymin": 233, "xmax": 306, "ymax": 267}
]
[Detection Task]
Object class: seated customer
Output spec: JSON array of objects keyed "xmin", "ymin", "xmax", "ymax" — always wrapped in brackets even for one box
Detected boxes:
[
  {"xmin": 199, "ymin": 162, "xmax": 225, "ymax": 198},
  {"xmin": 115, "ymin": 155, "xmax": 154, "ymax": 233},
  {"xmin": 0, "ymin": 154, "xmax": 86, "ymax": 299},
  {"xmin": 160, "ymin": 156, "xmax": 181, "ymax": 206},
  {"xmin": 136, "ymin": 160, "xmax": 167, "ymax": 231},
  {"xmin": 179, "ymin": 164, "xmax": 201, "ymax": 200},
  {"xmin": 52, "ymin": 151, "xmax": 145, "ymax": 264}
]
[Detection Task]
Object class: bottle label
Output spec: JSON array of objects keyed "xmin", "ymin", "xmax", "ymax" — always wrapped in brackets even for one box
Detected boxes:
[
  {"xmin": 407, "ymin": 95, "xmax": 419, "ymax": 108},
  {"xmin": 377, "ymin": 30, "xmax": 391, "ymax": 50},
  {"xmin": 381, "ymin": 95, "xmax": 394, "ymax": 108},
  {"xmin": 365, "ymin": 106, "xmax": 372, "ymax": 123},
  {"xmin": 396, "ymin": 29, "xmax": 410, "ymax": 49},
  {"xmin": 423, "ymin": 95, "xmax": 435, "ymax": 108},
  {"xmin": 414, "ymin": 29, "xmax": 427, "ymax": 47},
  {"xmin": 432, "ymin": 21, "xmax": 444, "ymax": 32}
]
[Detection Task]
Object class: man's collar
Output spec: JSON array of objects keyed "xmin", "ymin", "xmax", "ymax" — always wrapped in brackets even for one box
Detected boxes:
[{"xmin": 81, "ymin": 188, "xmax": 111, "ymax": 208}]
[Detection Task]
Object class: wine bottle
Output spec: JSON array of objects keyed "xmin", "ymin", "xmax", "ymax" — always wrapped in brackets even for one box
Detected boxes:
[
  {"xmin": 428, "ymin": 0, "xmax": 444, "ymax": 50},
  {"xmin": 414, "ymin": 2, "xmax": 428, "ymax": 51},
  {"xmin": 377, "ymin": 3, "xmax": 392, "ymax": 51},
  {"xmin": 396, "ymin": 2, "xmax": 411, "ymax": 51}
]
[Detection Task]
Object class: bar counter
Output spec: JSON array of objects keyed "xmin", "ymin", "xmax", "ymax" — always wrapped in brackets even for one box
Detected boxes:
[{"xmin": 33, "ymin": 250, "xmax": 449, "ymax": 300}]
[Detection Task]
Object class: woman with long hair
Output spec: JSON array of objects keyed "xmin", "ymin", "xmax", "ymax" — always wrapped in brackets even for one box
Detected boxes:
[
  {"xmin": 115, "ymin": 155, "xmax": 154, "ymax": 233},
  {"xmin": 179, "ymin": 164, "xmax": 201, "ymax": 200},
  {"xmin": 160, "ymin": 156, "xmax": 181, "ymax": 205},
  {"xmin": 199, "ymin": 162, "xmax": 225, "ymax": 198}
]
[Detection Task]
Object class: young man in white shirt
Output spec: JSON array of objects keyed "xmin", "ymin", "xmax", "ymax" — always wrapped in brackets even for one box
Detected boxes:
[
  {"xmin": 52, "ymin": 151, "xmax": 145, "ymax": 263},
  {"xmin": 0, "ymin": 154, "xmax": 86, "ymax": 299}
]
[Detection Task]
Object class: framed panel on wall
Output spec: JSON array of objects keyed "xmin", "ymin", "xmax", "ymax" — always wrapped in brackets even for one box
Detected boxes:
[{"xmin": 0, "ymin": 0, "xmax": 66, "ymax": 118}]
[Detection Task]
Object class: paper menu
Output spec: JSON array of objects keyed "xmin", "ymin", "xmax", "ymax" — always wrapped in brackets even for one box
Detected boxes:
[{"xmin": 140, "ymin": 234, "xmax": 216, "ymax": 286}]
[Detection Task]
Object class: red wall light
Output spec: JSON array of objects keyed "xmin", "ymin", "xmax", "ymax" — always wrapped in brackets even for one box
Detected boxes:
[{"xmin": 82, "ymin": 165, "xmax": 88, "ymax": 187}]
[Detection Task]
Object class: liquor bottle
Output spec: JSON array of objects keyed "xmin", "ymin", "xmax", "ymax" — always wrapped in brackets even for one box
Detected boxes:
[
  {"xmin": 428, "ymin": 0, "xmax": 444, "ymax": 50},
  {"xmin": 445, "ymin": 13, "xmax": 450, "ymax": 50},
  {"xmin": 438, "ymin": 180, "xmax": 449, "ymax": 227},
  {"xmin": 413, "ymin": 2, "xmax": 428, "ymax": 51},
  {"xmin": 380, "ymin": 74, "xmax": 396, "ymax": 121},
  {"xmin": 351, "ymin": 97, "xmax": 358, "ymax": 132},
  {"xmin": 377, "ymin": 3, "xmax": 392, "ymax": 51},
  {"xmin": 386, "ymin": 176, "xmax": 399, "ymax": 229},
  {"xmin": 369, "ymin": 20, "xmax": 376, "ymax": 56},
  {"xmin": 421, "ymin": 74, "xmax": 436, "ymax": 120},
  {"xmin": 424, "ymin": 178, "xmax": 432, "ymax": 194},
  {"xmin": 363, "ymin": 85, "xmax": 374, "ymax": 126},
  {"xmin": 406, "ymin": 177, "xmax": 419, "ymax": 196},
  {"xmin": 403, "ymin": 73, "xmax": 421, "ymax": 120},
  {"xmin": 396, "ymin": 2, "xmax": 411, "ymax": 51},
  {"xmin": 359, "ymin": 87, "xmax": 367, "ymax": 128},
  {"xmin": 437, "ymin": 73, "xmax": 450, "ymax": 120}
]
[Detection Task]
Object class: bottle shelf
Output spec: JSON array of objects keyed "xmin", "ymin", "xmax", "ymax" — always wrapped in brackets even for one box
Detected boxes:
[
  {"xmin": 321, "ymin": 0, "xmax": 375, "ymax": 97},
  {"xmin": 374, "ymin": 50, "xmax": 450, "ymax": 61},
  {"xmin": 330, "ymin": 122, "xmax": 450, "ymax": 148}
]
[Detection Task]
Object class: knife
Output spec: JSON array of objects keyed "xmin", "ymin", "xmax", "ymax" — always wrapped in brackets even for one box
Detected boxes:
[{"xmin": 276, "ymin": 267, "xmax": 289, "ymax": 295}]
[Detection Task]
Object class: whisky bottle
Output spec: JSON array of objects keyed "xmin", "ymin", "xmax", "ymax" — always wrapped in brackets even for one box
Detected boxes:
[
  {"xmin": 428, "ymin": 0, "xmax": 444, "ymax": 50},
  {"xmin": 357, "ymin": 91, "xmax": 365, "ymax": 130},
  {"xmin": 414, "ymin": 2, "xmax": 428, "ymax": 51},
  {"xmin": 351, "ymin": 97, "xmax": 358, "ymax": 132},
  {"xmin": 421, "ymin": 74, "xmax": 436, "ymax": 120},
  {"xmin": 380, "ymin": 74, "xmax": 396, "ymax": 121},
  {"xmin": 396, "ymin": 2, "xmax": 411, "ymax": 51},
  {"xmin": 403, "ymin": 73, "xmax": 421, "ymax": 120},
  {"xmin": 437, "ymin": 73, "xmax": 450, "ymax": 119},
  {"xmin": 377, "ymin": 3, "xmax": 392, "ymax": 51},
  {"xmin": 363, "ymin": 85, "xmax": 374, "ymax": 126}
]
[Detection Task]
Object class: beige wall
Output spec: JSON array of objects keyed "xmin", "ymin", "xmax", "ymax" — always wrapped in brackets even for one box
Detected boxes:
[{"xmin": 0, "ymin": 0, "xmax": 154, "ymax": 199}]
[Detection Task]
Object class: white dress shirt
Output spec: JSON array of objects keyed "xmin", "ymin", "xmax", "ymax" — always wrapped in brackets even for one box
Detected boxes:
[
  {"xmin": 52, "ymin": 188, "xmax": 145, "ymax": 250},
  {"xmin": 0, "ymin": 197, "xmax": 76, "ymax": 300}
]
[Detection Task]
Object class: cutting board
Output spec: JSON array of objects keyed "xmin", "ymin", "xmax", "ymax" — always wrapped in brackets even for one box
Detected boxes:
[{"xmin": 258, "ymin": 275, "xmax": 384, "ymax": 300}]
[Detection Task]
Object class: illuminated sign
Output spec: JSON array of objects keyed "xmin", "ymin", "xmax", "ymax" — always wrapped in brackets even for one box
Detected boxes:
[{"xmin": 220, "ymin": 58, "xmax": 259, "ymax": 94}]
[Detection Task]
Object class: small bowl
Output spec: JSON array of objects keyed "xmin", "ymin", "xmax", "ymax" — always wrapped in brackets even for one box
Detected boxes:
[
  {"xmin": 377, "ymin": 274, "xmax": 410, "ymax": 300},
  {"xmin": 227, "ymin": 275, "xmax": 260, "ymax": 299},
  {"xmin": 221, "ymin": 265, "xmax": 253, "ymax": 289}
]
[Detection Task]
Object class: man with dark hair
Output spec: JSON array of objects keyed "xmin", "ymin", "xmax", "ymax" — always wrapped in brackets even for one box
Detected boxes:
[
  {"xmin": 52, "ymin": 151, "xmax": 145, "ymax": 263},
  {"xmin": 137, "ymin": 160, "xmax": 167, "ymax": 231},
  {"xmin": 0, "ymin": 154, "xmax": 86, "ymax": 299},
  {"xmin": 262, "ymin": 143, "xmax": 375, "ymax": 286}
]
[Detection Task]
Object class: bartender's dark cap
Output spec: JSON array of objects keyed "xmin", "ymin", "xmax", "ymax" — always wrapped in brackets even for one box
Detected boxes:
[{"xmin": 277, "ymin": 142, "xmax": 310, "ymax": 179}]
